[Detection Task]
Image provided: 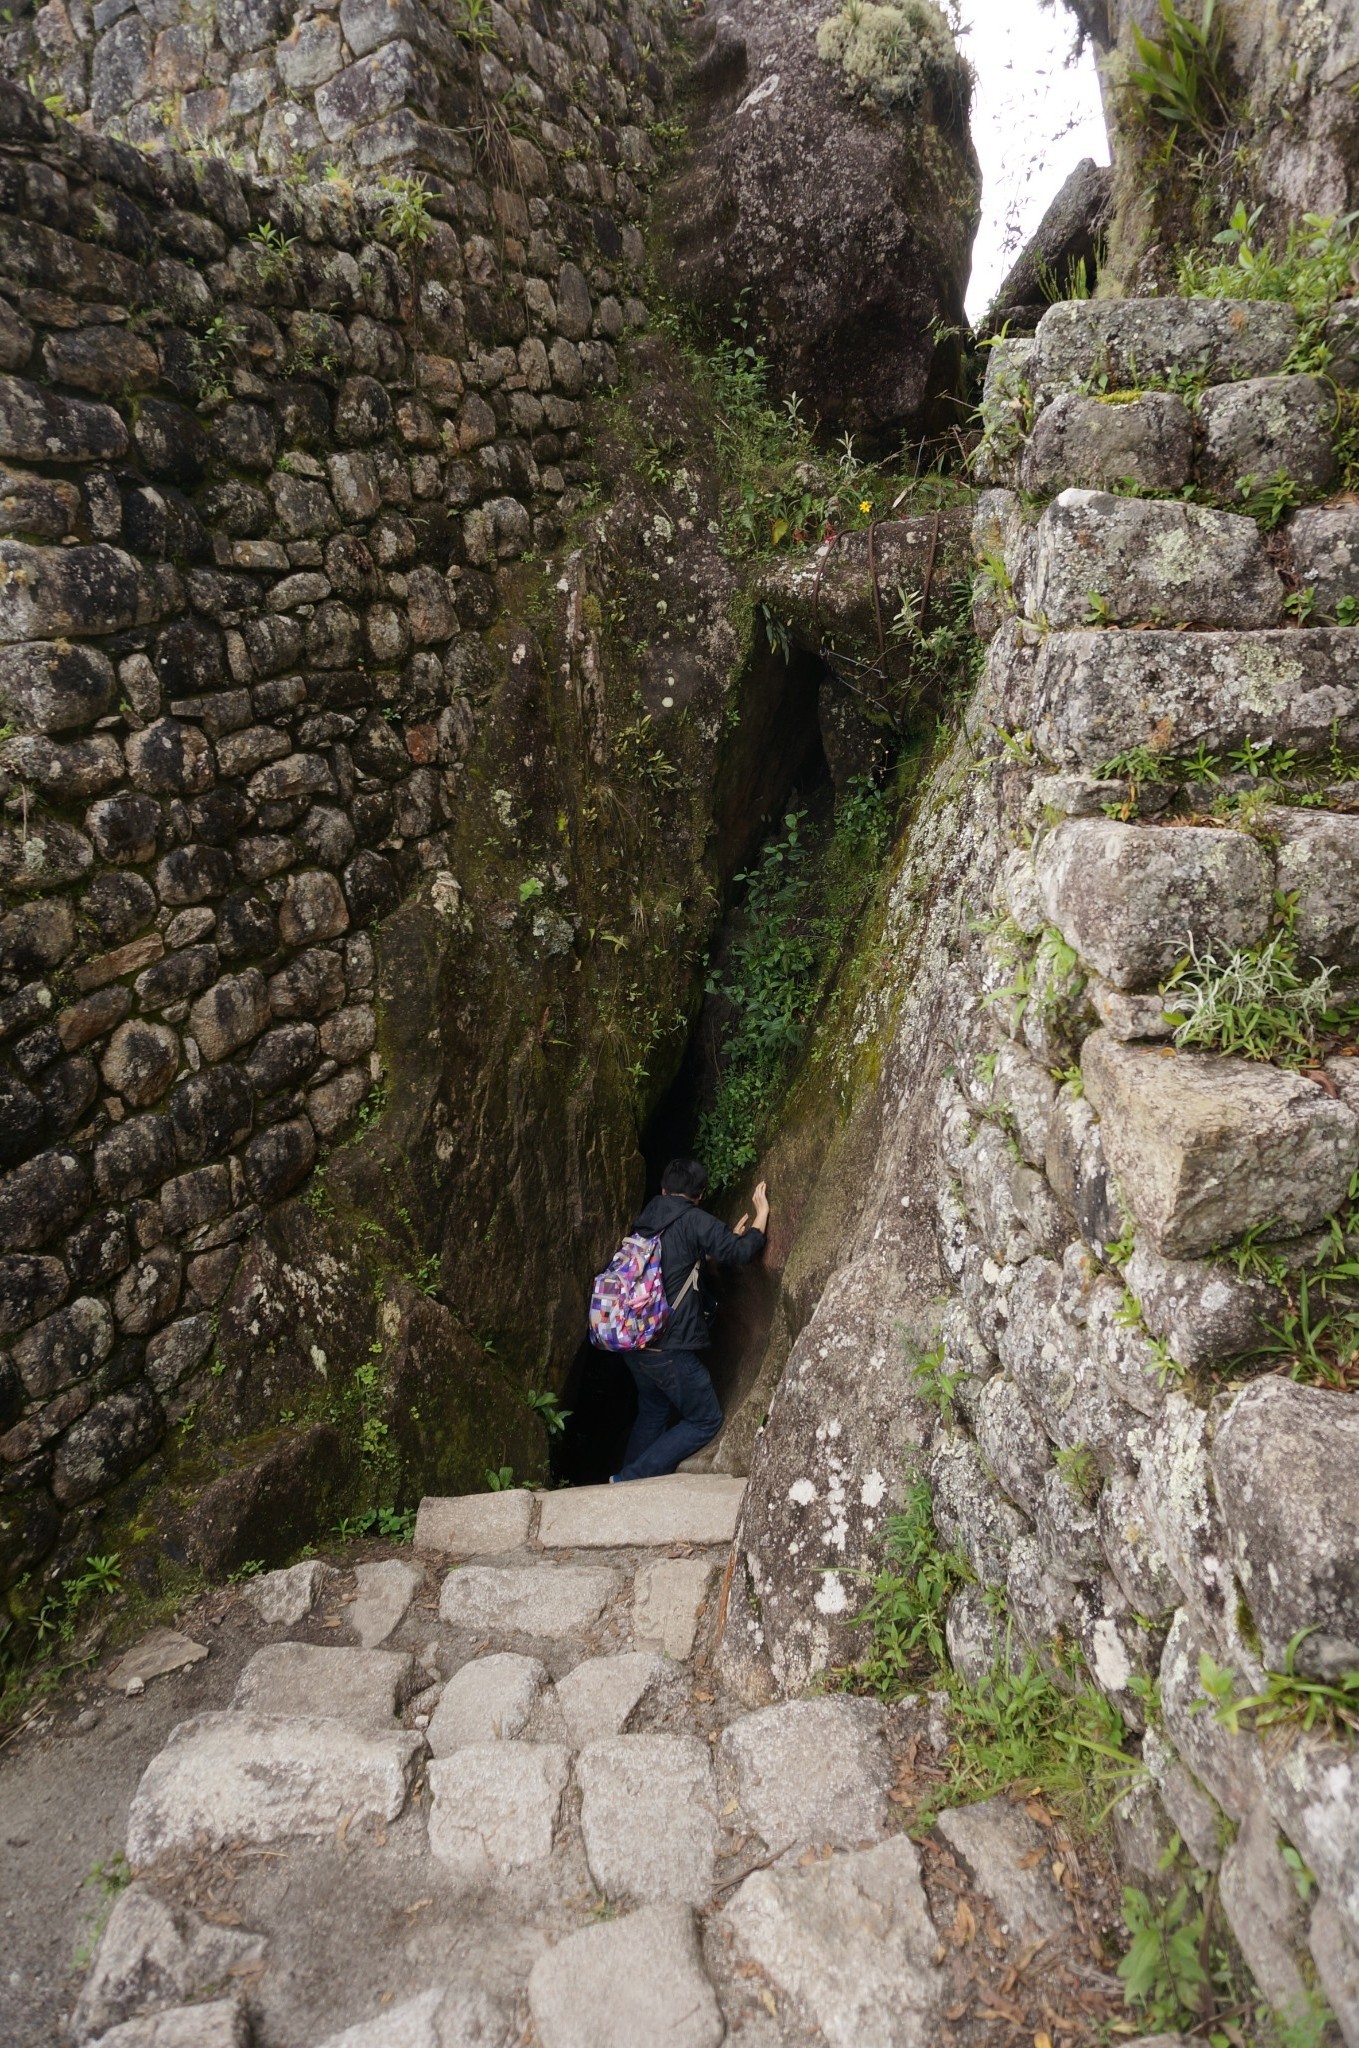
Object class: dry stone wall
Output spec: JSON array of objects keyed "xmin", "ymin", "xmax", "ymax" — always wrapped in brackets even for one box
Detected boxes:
[
  {"xmin": 0, "ymin": 0, "xmax": 672, "ymax": 1629},
  {"xmin": 719, "ymin": 297, "xmax": 1359, "ymax": 2038}
]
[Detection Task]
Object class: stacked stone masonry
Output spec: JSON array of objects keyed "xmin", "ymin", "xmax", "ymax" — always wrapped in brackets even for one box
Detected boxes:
[
  {"xmin": 0, "ymin": 0, "xmax": 666, "ymax": 1614},
  {"xmin": 935, "ymin": 296, "xmax": 1359, "ymax": 2040}
]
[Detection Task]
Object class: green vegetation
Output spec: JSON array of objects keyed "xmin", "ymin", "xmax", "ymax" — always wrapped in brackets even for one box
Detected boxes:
[
  {"xmin": 669, "ymin": 309, "xmax": 970, "ymax": 560},
  {"xmin": 526, "ymin": 1389, "xmax": 571, "ymax": 1436},
  {"xmin": 849, "ymin": 1474, "xmax": 970, "ymax": 1685},
  {"xmin": 1126, "ymin": 0, "xmax": 1228, "ymax": 149},
  {"xmin": 1199, "ymin": 1633, "xmax": 1359, "ymax": 1743},
  {"xmin": 485, "ymin": 1465, "xmax": 517, "ymax": 1491},
  {"xmin": 376, "ymin": 173, "xmax": 435, "ymax": 255},
  {"xmin": 246, "ymin": 221, "xmax": 297, "ymax": 287},
  {"xmin": 332, "ymin": 1505, "xmax": 416, "ymax": 1542},
  {"xmin": 74, "ymin": 1853, "xmax": 131, "ymax": 1970},
  {"xmin": 1161, "ymin": 930, "xmax": 1357, "ymax": 1068},
  {"xmin": 839, "ymin": 1472, "xmax": 1140, "ymax": 1829},
  {"xmin": 909, "ymin": 1338, "xmax": 964, "ymax": 1427},
  {"xmin": 1180, "ymin": 204, "xmax": 1359, "ymax": 323},
  {"xmin": 698, "ymin": 780, "xmax": 894, "ymax": 1190}
]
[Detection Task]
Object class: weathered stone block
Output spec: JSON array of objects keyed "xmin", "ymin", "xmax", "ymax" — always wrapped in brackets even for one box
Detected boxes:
[
  {"xmin": 0, "ymin": 541, "xmax": 141, "ymax": 641},
  {"xmin": 975, "ymin": 1373, "xmax": 1051, "ymax": 1516},
  {"xmin": 1197, "ymin": 374, "xmax": 1336, "ymax": 499},
  {"xmin": 1034, "ymin": 819, "xmax": 1273, "ymax": 990},
  {"xmin": 168, "ymin": 1065, "xmax": 253, "ymax": 1163},
  {"xmin": 94, "ymin": 1115, "xmax": 175, "ymax": 1202},
  {"xmin": 72, "ymin": 1883, "xmax": 264, "ymax": 2045},
  {"xmin": 414, "ymin": 1489, "xmax": 534, "ymax": 1556},
  {"xmin": 113, "ymin": 1246, "xmax": 181, "ymax": 1334},
  {"xmin": 189, "ymin": 970, "xmax": 269, "ymax": 1063},
  {"xmin": 0, "ymin": 1254, "xmax": 68, "ymax": 1337},
  {"xmin": 1030, "ymin": 492, "xmax": 1284, "ymax": 631},
  {"xmin": 426, "ymin": 1651, "xmax": 548, "ymax": 1753},
  {"xmin": 538, "ymin": 1475, "xmax": 745, "ymax": 1549},
  {"xmin": 1033, "ymin": 298, "xmax": 1299, "ymax": 399},
  {"xmin": 1083, "ymin": 1032, "xmax": 1359, "ymax": 1256},
  {"xmin": 1212, "ymin": 1377, "xmax": 1359, "ymax": 1678},
  {"xmin": 527, "ymin": 1904, "xmax": 723, "ymax": 2048},
  {"xmin": 426, "ymin": 1741, "xmax": 569, "ymax": 1878},
  {"xmin": 232, "ymin": 1643, "xmax": 412, "ymax": 1726},
  {"xmin": 279, "ymin": 869, "xmax": 349, "ymax": 947},
  {"xmin": 0, "ymin": 373, "xmax": 128, "ymax": 463},
  {"xmin": 12, "ymin": 1296, "xmax": 113, "ymax": 1400},
  {"xmin": 43, "ymin": 326, "xmax": 158, "ymax": 401},
  {"xmin": 315, "ymin": 41, "xmax": 439, "ymax": 141},
  {"xmin": 125, "ymin": 718, "xmax": 213, "ymax": 796},
  {"xmin": 438, "ymin": 1562, "xmax": 619, "ymax": 1635},
  {"xmin": 721, "ymin": 1837, "xmax": 941, "ymax": 2048},
  {"xmin": 1268, "ymin": 809, "xmax": 1359, "ymax": 967},
  {"xmin": 1021, "ymin": 391, "xmax": 1192, "ymax": 495},
  {"xmin": 1029, "ymin": 627, "xmax": 1359, "ymax": 769},
  {"xmin": 125, "ymin": 1711, "xmax": 422, "ymax": 1862},
  {"xmin": 1125, "ymin": 1243, "xmax": 1277, "ymax": 1371},
  {"xmin": 577, "ymin": 1734, "xmax": 717, "ymax": 1905},
  {"xmin": 632, "ymin": 1557, "xmax": 716, "ymax": 1661},
  {"xmin": 242, "ymin": 1117, "xmax": 315, "ymax": 1200},
  {"xmin": 720, "ymin": 1697, "xmax": 887, "ymax": 1855},
  {"xmin": 53, "ymin": 1381, "xmax": 163, "ymax": 1505},
  {"xmin": 937, "ymin": 1798, "xmax": 1072, "ymax": 1940},
  {"xmin": 1290, "ymin": 506, "xmax": 1359, "ymax": 619},
  {"xmin": 144, "ymin": 1314, "xmax": 213, "ymax": 1393},
  {"xmin": 101, "ymin": 1020, "xmax": 179, "ymax": 1108}
]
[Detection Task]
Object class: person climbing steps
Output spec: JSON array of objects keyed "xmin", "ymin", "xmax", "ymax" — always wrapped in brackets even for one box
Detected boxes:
[{"xmin": 607, "ymin": 1157, "xmax": 769, "ymax": 1482}]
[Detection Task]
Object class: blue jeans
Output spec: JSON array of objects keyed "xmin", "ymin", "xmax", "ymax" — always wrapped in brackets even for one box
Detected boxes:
[{"xmin": 617, "ymin": 1349, "xmax": 722, "ymax": 1480}]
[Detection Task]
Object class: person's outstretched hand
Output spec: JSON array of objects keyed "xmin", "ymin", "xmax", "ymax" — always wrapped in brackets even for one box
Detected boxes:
[{"xmin": 752, "ymin": 1180, "xmax": 770, "ymax": 1231}]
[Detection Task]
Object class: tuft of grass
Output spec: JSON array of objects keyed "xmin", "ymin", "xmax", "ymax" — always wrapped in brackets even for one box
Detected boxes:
[{"xmin": 1160, "ymin": 930, "xmax": 1356, "ymax": 1068}]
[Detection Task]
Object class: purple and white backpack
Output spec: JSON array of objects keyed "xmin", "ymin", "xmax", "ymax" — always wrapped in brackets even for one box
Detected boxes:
[{"xmin": 587, "ymin": 1224, "xmax": 700, "ymax": 1351}]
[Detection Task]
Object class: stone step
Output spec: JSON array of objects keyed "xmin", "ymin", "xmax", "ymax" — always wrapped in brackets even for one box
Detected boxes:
[
  {"xmin": 125, "ymin": 1712, "xmax": 424, "ymax": 1864},
  {"xmin": 437, "ymin": 1562, "xmax": 622, "ymax": 1637},
  {"xmin": 415, "ymin": 1474, "xmax": 747, "ymax": 1560},
  {"xmin": 528, "ymin": 1903, "xmax": 724, "ymax": 2048},
  {"xmin": 537, "ymin": 1475, "xmax": 746, "ymax": 1549}
]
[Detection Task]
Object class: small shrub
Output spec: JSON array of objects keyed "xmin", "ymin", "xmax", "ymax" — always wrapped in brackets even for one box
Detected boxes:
[
  {"xmin": 1126, "ymin": 0, "xmax": 1229, "ymax": 147},
  {"xmin": 815, "ymin": 0, "xmax": 965, "ymax": 111}
]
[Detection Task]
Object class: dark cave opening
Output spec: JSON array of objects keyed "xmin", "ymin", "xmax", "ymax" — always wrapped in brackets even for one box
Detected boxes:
[{"xmin": 553, "ymin": 674, "xmax": 838, "ymax": 1487}]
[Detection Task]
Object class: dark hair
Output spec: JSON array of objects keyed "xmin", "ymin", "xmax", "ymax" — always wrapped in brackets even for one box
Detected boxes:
[{"xmin": 661, "ymin": 1156, "xmax": 708, "ymax": 1199}]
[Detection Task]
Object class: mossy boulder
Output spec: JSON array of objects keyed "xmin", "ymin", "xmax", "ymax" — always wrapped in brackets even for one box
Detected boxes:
[{"xmin": 659, "ymin": 0, "xmax": 979, "ymax": 443}]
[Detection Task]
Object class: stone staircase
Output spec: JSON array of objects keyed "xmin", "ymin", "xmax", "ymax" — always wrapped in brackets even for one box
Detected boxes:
[{"xmin": 68, "ymin": 1472, "xmax": 1156, "ymax": 2048}]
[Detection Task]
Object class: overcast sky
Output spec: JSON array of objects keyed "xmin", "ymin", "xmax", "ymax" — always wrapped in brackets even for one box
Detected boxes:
[{"xmin": 954, "ymin": 0, "xmax": 1110, "ymax": 319}]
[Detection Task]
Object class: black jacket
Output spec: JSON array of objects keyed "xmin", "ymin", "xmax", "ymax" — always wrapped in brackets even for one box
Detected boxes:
[{"xmin": 634, "ymin": 1193, "xmax": 766, "ymax": 1353}]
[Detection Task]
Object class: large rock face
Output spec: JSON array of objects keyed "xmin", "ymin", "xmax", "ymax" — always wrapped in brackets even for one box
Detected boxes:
[{"xmin": 659, "ymin": 0, "xmax": 979, "ymax": 441}]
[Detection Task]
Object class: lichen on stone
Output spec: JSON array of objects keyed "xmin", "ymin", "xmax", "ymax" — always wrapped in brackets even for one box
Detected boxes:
[{"xmin": 814, "ymin": 0, "xmax": 963, "ymax": 111}]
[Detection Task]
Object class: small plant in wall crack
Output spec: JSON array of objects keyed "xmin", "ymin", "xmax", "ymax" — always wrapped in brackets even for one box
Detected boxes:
[
  {"xmin": 247, "ymin": 221, "xmax": 298, "ymax": 288},
  {"xmin": 376, "ymin": 173, "xmax": 435, "ymax": 256}
]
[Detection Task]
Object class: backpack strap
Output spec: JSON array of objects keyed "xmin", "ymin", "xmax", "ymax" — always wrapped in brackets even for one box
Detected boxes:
[{"xmin": 670, "ymin": 1259, "xmax": 701, "ymax": 1312}]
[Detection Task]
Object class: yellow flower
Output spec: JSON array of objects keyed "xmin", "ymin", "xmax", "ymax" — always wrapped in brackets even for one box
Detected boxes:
[{"xmin": 859, "ymin": 499, "xmax": 872, "ymax": 514}]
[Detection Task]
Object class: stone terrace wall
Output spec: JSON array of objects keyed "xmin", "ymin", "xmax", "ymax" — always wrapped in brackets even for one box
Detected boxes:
[
  {"xmin": 7, "ymin": 0, "xmax": 668, "ymax": 188},
  {"xmin": 0, "ymin": 0, "xmax": 671, "ymax": 1628},
  {"xmin": 945, "ymin": 305, "xmax": 1359, "ymax": 2032},
  {"xmin": 720, "ymin": 299, "xmax": 1359, "ymax": 2035}
]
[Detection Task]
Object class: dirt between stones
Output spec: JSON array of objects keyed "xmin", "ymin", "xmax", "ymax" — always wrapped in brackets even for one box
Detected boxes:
[{"xmin": 0, "ymin": 1526, "xmax": 1130, "ymax": 2048}]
